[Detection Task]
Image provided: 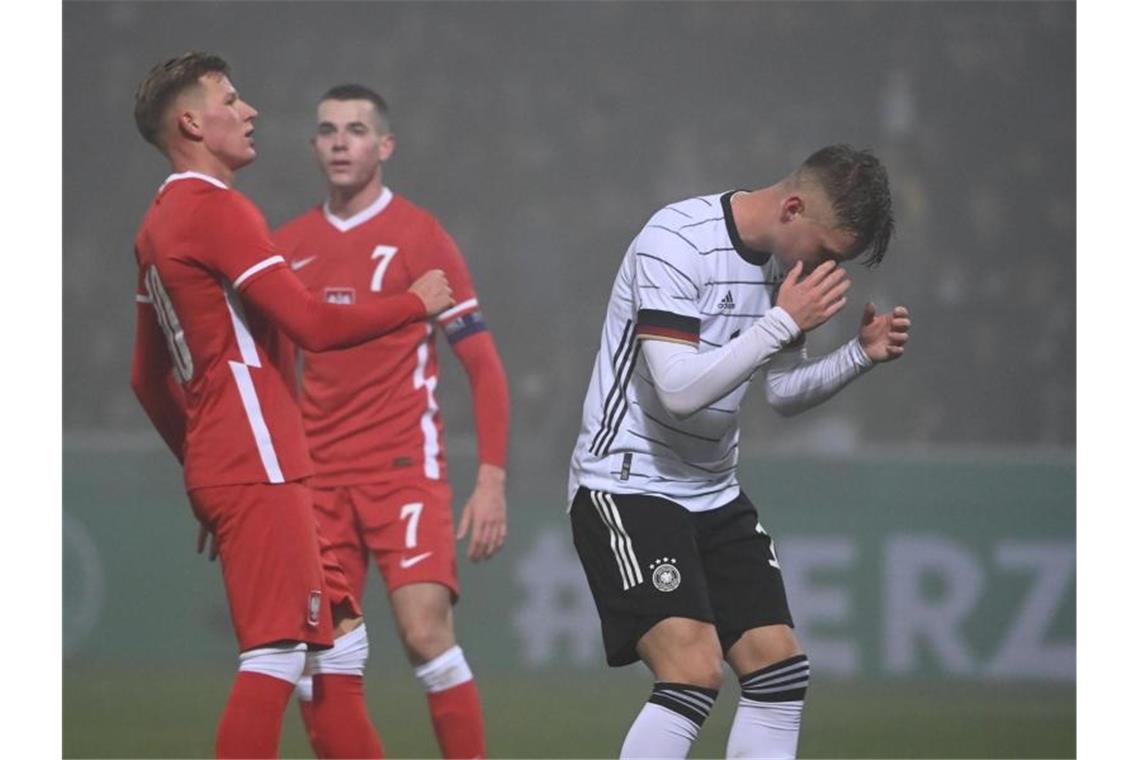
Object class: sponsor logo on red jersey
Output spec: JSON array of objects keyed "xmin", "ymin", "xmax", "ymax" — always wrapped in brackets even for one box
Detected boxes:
[{"xmin": 323, "ymin": 287, "xmax": 356, "ymax": 304}]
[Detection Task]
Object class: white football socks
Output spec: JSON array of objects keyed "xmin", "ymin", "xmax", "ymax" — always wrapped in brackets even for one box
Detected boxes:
[
  {"xmin": 726, "ymin": 655, "xmax": 810, "ymax": 759},
  {"xmin": 413, "ymin": 645, "xmax": 474, "ymax": 693},
  {"xmin": 620, "ymin": 682, "xmax": 719, "ymax": 759}
]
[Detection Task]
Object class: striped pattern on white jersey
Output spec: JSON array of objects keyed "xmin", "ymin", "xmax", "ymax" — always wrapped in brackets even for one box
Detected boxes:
[{"xmin": 569, "ymin": 192, "xmax": 789, "ymax": 513}]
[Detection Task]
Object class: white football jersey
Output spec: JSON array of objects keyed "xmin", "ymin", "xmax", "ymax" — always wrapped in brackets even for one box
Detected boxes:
[{"xmin": 569, "ymin": 191, "xmax": 789, "ymax": 512}]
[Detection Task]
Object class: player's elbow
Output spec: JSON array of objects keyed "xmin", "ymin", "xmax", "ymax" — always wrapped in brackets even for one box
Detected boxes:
[
  {"xmin": 765, "ymin": 382, "xmax": 804, "ymax": 418},
  {"xmin": 656, "ymin": 389, "xmax": 701, "ymax": 420},
  {"xmin": 289, "ymin": 328, "xmax": 337, "ymax": 353}
]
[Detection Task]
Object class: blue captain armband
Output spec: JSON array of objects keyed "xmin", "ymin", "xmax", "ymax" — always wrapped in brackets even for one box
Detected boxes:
[{"xmin": 442, "ymin": 309, "xmax": 488, "ymax": 344}]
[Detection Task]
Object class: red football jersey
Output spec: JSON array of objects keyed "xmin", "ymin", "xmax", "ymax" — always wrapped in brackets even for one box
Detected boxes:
[
  {"xmin": 274, "ymin": 188, "xmax": 481, "ymax": 488},
  {"xmin": 134, "ymin": 172, "xmax": 314, "ymax": 490}
]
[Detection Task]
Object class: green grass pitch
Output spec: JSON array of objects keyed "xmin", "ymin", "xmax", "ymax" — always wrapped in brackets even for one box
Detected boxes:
[{"xmin": 64, "ymin": 665, "xmax": 1073, "ymax": 758}]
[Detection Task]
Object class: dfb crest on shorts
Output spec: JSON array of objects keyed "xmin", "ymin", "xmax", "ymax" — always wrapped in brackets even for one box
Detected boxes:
[
  {"xmin": 649, "ymin": 558, "xmax": 681, "ymax": 592},
  {"xmin": 307, "ymin": 590, "xmax": 322, "ymax": 626}
]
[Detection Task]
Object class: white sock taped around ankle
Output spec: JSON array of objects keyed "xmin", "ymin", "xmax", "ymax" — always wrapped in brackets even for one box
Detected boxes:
[{"xmin": 413, "ymin": 645, "xmax": 473, "ymax": 693}]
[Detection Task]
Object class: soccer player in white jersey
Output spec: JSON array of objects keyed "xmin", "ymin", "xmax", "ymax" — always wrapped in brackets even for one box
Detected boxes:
[{"xmin": 568, "ymin": 145, "xmax": 909, "ymax": 759}]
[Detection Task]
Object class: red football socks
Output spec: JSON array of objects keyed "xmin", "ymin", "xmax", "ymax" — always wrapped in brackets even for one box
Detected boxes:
[
  {"xmin": 427, "ymin": 680, "xmax": 487, "ymax": 759},
  {"xmin": 215, "ymin": 671, "xmax": 294, "ymax": 759},
  {"xmin": 306, "ymin": 673, "xmax": 385, "ymax": 759},
  {"xmin": 298, "ymin": 696, "xmax": 319, "ymax": 752}
]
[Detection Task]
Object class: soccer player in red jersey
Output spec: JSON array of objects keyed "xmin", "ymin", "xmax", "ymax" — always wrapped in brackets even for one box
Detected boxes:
[
  {"xmin": 273, "ymin": 85, "xmax": 510, "ymax": 759},
  {"xmin": 129, "ymin": 52, "xmax": 454, "ymax": 759}
]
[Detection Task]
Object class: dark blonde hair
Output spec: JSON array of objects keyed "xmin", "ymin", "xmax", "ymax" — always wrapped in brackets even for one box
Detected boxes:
[
  {"xmin": 134, "ymin": 51, "xmax": 230, "ymax": 150},
  {"xmin": 799, "ymin": 145, "xmax": 895, "ymax": 267}
]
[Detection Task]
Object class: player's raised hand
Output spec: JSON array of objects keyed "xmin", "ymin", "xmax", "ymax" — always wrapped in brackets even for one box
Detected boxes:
[
  {"xmin": 456, "ymin": 464, "xmax": 507, "ymax": 563},
  {"xmin": 858, "ymin": 302, "xmax": 910, "ymax": 362},
  {"xmin": 776, "ymin": 260, "xmax": 851, "ymax": 332},
  {"xmin": 408, "ymin": 269, "xmax": 454, "ymax": 317}
]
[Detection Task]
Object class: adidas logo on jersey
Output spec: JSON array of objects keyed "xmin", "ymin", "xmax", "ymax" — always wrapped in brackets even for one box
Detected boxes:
[{"xmin": 717, "ymin": 291, "xmax": 736, "ymax": 310}]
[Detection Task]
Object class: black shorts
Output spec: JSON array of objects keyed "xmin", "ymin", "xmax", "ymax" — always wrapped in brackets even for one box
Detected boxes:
[{"xmin": 570, "ymin": 487, "xmax": 794, "ymax": 667}]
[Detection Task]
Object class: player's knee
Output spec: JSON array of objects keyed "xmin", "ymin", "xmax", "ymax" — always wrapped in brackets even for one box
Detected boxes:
[
  {"xmin": 653, "ymin": 646, "xmax": 723, "ymax": 690},
  {"xmin": 238, "ymin": 642, "xmax": 307, "ymax": 684},
  {"xmin": 398, "ymin": 618, "xmax": 454, "ymax": 663},
  {"xmin": 682, "ymin": 653, "xmax": 725, "ymax": 690},
  {"xmin": 308, "ymin": 622, "xmax": 370, "ymax": 677}
]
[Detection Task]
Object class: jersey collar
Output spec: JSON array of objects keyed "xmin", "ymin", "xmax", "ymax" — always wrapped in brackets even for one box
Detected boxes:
[
  {"xmin": 720, "ymin": 190, "xmax": 771, "ymax": 266},
  {"xmin": 322, "ymin": 186, "xmax": 394, "ymax": 232},
  {"xmin": 158, "ymin": 171, "xmax": 229, "ymax": 193}
]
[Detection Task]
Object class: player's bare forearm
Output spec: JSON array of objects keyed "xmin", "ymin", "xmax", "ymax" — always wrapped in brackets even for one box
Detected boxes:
[{"xmin": 475, "ymin": 462, "xmax": 506, "ymax": 490}]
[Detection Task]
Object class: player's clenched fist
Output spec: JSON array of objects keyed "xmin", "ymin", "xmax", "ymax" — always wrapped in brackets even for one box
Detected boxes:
[
  {"xmin": 776, "ymin": 260, "xmax": 851, "ymax": 332},
  {"xmin": 408, "ymin": 269, "xmax": 454, "ymax": 316}
]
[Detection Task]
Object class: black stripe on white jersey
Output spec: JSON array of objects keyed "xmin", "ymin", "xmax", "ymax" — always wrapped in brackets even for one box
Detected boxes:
[
  {"xmin": 635, "ymin": 252, "xmax": 700, "ymax": 297},
  {"xmin": 589, "ymin": 320, "xmax": 635, "ymax": 455},
  {"xmin": 630, "ymin": 396, "xmax": 734, "ymax": 415},
  {"xmin": 598, "ymin": 342, "xmax": 643, "ymax": 456},
  {"xmin": 609, "ymin": 471, "xmax": 724, "ymax": 485},
  {"xmin": 645, "ymin": 225, "xmax": 699, "ymax": 252},
  {"xmin": 699, "ymin": 309, "xmax": 771, "ymax": 318},
  {"xmin": 626, "ymin": 430, "xmax": 739, "ymax": 474},
  {"xmin": 678, "ymin": 216, "xmax": 724, "ymax": 230},
  {"xmin": 640, "ymin": 408, "xmax": 725, "ymax": 444}
]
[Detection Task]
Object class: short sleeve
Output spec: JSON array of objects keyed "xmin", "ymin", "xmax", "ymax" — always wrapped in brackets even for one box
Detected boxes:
[
  {"xmin": 632, "ymin": 220, "xmax": 703, "ymax": 346},
  {"xmin": 198, "ymin": 190, "xmax": 286, "ymax": 291}
]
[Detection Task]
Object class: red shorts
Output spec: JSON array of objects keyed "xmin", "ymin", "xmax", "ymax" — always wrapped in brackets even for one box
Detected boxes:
[
  {"xmin": 311, "ymin": 479, "xmax": 458, "ymax": 603},
  {"xmin": 189, "ymin": 481, "xmax": 361, "ymax": 653}
]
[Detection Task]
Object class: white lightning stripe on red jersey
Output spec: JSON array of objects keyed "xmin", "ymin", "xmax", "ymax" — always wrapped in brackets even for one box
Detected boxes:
[
  {"xmin": 412, "ymin": 325, "xmax": 442, "ymax": 480},
  {"xmin": 223, "ymin": 282, "xmax": 283, "ymax": 482},
  {"xmin": 135, "ymin": 294, "xmax": 153, "ymax": 304},
  {"xmin": 224, "ymin": 288, "xmax": 262, "ymax": 368},
  {"xmin": 436, "ymin": 298, "xmax": 479, "ymax": 323},
  {"xmin": 227, "ymin": 361, "xmax": 284, "ymax": 483},
  {"xmin": 233, "ymin": 255, "xmax": 285, "ymax": 289}
]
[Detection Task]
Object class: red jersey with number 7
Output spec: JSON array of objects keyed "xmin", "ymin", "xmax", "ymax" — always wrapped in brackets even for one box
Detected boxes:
[
  {"xmin": 134, "ymin": 172, "xmax": 314, "ymax": 490},
  {"xmin": 274, "ymin": 188, "xmax": 481, "ymax": 488}
]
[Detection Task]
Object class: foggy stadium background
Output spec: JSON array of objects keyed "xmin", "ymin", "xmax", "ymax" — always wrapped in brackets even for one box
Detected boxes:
[{"xmin": 62, "ymin": 2, "xmax": 1075, "ymax": 758}]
